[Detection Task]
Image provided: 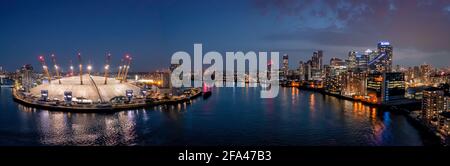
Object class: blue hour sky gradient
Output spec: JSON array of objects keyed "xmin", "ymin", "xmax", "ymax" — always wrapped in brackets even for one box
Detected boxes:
[{"xmin": 1, "ymin": 0, "xmax": 450, "ymax": 72}]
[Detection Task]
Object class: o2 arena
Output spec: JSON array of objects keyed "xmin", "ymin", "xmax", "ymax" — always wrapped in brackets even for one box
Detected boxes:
[
  {"xmin": 29, "ymin": 75, "xmax": 141, "ymax": 104},
  {"xmin": 13, "ymin": 54, "xmax": 202, "ymax": 112}
]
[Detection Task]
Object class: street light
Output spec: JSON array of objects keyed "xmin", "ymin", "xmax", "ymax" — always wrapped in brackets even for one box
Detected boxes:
[
  {"xmin": 87, "ymin": 65, "xmax": 92, "ymax": 75},
  {"xmin": 70, "ymin": 65, "xmax": 74, "ymax": 76}
]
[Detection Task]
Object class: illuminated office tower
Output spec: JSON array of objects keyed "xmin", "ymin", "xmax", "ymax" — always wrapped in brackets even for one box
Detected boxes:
[
  {"xmin": 347, "ymin": 51, "xmax": 357, "ymax": 70},
  {"xmin": 329, "ymin": 58, "xmax": 347, "ymax": 76},
  {"xmin": 439, "ymin": 112, "xmax": 450, "ymax": 144},
  {"xmin": 325, "ymin": 58, "xmax": 347, "ymax": 94},
  {"xmin": 311, "ymin": 51, "xmax": 322, "ymax": 70},
  {"xmin": 19, "ymin": 64, "xmax": 34, "ymax": 92},
  {"xmin": 311, "ymin": 51, "xmax": 323, "ymax": 81},
  {"xmin": 367, "ymin": 73, "xmax": 383, "ymax": 103},
  {"xmin": 422, "ymin": 88, "xmax": 448, "ymax": 126},
  {"xmin": 298, "ymin": 60, "xmax": 305, "ymax": 81},
  {"xmin": 413, "ymin": 66, "xmax": 420, "ymax": 79},
  {"xmin": 381, "ymin": 72, "xmax": 405, "ymax": 103},
  {"xmin": 305, "ymin": 60, "xmax": 312, "ymax": 81},
  {"xmin": 368, "ymin": 42, "xmax": 393, "ymax": 73},
  {"xmin": 342, "ymin": 71, "xmax": 367, "ymax": 97},
  {"xmin": 317, "ymin": 50, "xmax": 323, "ymax": 70},
  {"xmin": 420, "ymin": 63, "xmax": 432, "ymax": 84},
  {"xmin": 282, "ymin": 54, "xmax": 289, "ymax": 79},
  {"xmin": 378, "ymin": 42, "xmax": 393, "ymax": 72},
  {"xmin": 356, "ymin": 54, "xmax": 369, "ymax": 73},
  {"xmin": 365, "ymin": 49, "xmax": 374, "ymax": 60}
]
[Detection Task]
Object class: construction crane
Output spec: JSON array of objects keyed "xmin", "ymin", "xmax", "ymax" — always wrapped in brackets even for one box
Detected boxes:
[
  {"xmin": 117, "ymin": 58, "xmax": 124, "ymax": 80},
  {"xmin": 78, "ymin": 53, "xmax": 83, "ymax": 85},
  {"xmin": 104, "ymin": 53, "xmax": 111, "ymax": 85},
  {"xmin": 38, "ymin": 55, "xmax": 52, "ymax": 84},
  {"xmin": 121, "ymin": 54, "xmax": 132, "ymax": 83},
  {"xmin": 51, "ymin": 54, "xmax": 62, "ymax": 84}
]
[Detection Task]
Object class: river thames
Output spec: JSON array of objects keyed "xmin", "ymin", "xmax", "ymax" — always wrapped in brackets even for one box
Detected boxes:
[{"xmin": 0, "ymin": 86, "xmax": 431, "ymax": 146}]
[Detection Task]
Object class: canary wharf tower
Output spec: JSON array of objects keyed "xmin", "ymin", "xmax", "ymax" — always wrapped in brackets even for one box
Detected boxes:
[{"xmin": 369, "ymin": 42, "xmax": 393, "ymax": 73}]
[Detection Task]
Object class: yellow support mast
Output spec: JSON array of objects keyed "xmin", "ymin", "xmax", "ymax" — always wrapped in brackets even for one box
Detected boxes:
[
  {"xmin": 38, "ymin": 55, "xmax": 52, "ymax": 84},
  {"xmin": 104, "ymin": 53, "xmax": 111, "ymax": 85},
  {"xmin": 51, "ymin": 54, "xmax": 62, "ymax": 84},
  {"xmin": 78, "ymin": 53, "xmax": 83, "ymax": 85},
  {"xmin": 121, "ymin": 54, "xmax": 132, "ymax": 83},
  {"xmin": 117, "ymin": 58, "xmax": 124, "ymax": 80}
]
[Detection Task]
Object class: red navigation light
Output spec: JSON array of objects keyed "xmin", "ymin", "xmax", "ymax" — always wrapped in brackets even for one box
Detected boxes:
[
  {"xmin": 203, "ymin": 82, "xmax": 208, "ymax": 92},
  {"xmin": 39, "ymin": 56, "xmax": 44, "ymax": 61}
]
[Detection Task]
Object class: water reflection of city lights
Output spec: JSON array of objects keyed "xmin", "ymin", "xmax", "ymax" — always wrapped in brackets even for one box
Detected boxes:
[{"xmin": 309, "ymin": 93, "xmax": 315, "ymax": 108}]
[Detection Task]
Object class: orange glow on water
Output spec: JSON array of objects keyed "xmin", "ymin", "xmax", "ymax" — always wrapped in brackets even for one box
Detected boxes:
[{"xmin": 291, "ymin": 82, "xmax": 300, "ymax": 87}]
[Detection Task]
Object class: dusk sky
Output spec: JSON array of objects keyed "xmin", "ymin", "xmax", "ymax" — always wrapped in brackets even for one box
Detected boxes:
[{"xmin": 1, "ymin": 0, "xmax": 450, "ymax": 72}]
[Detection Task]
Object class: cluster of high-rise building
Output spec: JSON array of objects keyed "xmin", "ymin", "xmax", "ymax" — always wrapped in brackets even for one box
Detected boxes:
[
  {"xmin": 421, "ymin": 87, "xmax": 450, "ymax": 144},
  {"xmin": 0, "ymin": 66, "xmax": 10, "ymax": 86},
  {"xmin": 299, "ymin": 50, "xmax": 324, "ymax": 82},
  {"xmin": 402, "ymin": 63, "xmax": 450, "ymax": 87},
  {"xmin": 280, "ymin": 41, "xmax": 450, "ymax": 144},
  {"xmin": 283, "ymin": 42, "xmax": 405, "ymax": 104}
]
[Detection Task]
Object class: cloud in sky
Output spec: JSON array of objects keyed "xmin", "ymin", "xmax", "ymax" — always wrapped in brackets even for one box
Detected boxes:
[
  {"xmin": 1, "ymin": 0, "xmax": 450, "ymax": 71},
  {"xmin": 252, "ymin": 0, "xmax": 450, "ymax": 67}
]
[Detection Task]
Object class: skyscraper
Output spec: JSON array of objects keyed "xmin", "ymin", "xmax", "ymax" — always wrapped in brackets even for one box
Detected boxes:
[
  {"xmin": 282, "ymin": 54, "xmax": 289, "ymax": 79},
  {"xmin": 325, "ymin": 58, "xmax": 347, "ymax": 94},
  {"xmin": 347, "ymin": 51, "xmax": 357, "ymax": 70},
  {"xmin": 305, "ymin": 60, "xmax": 312, "ymax": 81},
  {"xmin": 365, "ymin": 49, "xmax": 374, "ymax": 60},
  {"xmin": 19, "ymin": 64, "xmax": 34, "ymax": 92},
  {"xmin": 298, "ymin": 60, "xmax": 305, "ymax": 81},
  {"xmin": 310, "ymin": 51, "xmax": 323, "ymax": 81},
  {"xmin": 317, "ymin": 50, "xmax": 323, "ymax": 70},
  {"xmin": 381, "ymin": 72, "xmax": 405, "ymax": 103},
  {"xmin": 420, "ymin": 63, "xmax": 432, "ymax": 84},
  {"xmin": 356, "ymin": 54, "xmax": 369, "ymax": 73},
  {"xmin": 422, "ymin": 88, "xmax": 448, "ymax": 125},
  {"xmin": 376, "ymin": 42, "xmax": 393, "ymax": 72}
]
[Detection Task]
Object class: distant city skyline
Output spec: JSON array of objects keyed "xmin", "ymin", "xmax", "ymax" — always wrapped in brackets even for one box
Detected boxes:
[{"xmin": 1, "ymin": 0, "xmax": 450, "ymax": 72}]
